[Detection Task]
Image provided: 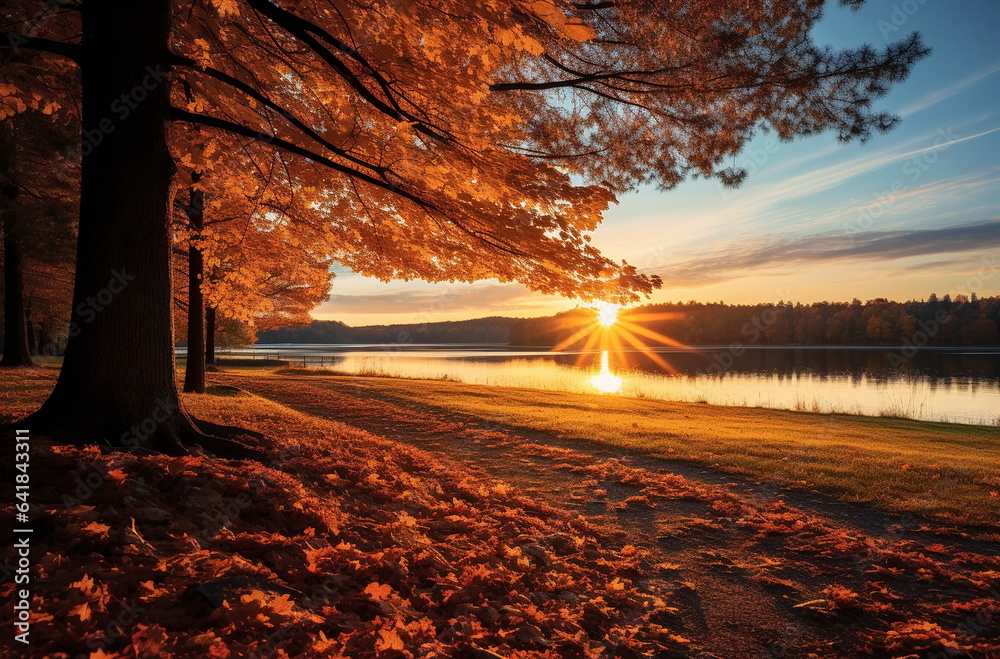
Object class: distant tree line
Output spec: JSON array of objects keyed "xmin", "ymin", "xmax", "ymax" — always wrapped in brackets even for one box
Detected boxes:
[
  {"xmin": 509, "ymin": 295, "xmax": 1000, "ymax": 347},
  {"xmin": 253, "ymin": 295, "xmax": 1000, "ymax": 348},
  {"xmin": 256, "ymin": 317, "xmax": 520, "ymax": 345}
]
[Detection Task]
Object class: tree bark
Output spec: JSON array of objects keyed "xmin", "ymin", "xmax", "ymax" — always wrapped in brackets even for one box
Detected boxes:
[
  {"xmin": 206, "ymin": 305, "xmax": 216, "ymax": 366},
  {"xmin": 182, "ymin": 175, "xmax": 205, "ymax": 393},
  {"xmin": 22, "ymin": 0, "xmax": 260, "ymax": 458}
]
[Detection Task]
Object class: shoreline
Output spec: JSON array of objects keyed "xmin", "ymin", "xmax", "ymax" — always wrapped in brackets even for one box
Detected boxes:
[{"xmin": 269, "ymin": 363, "xmax": 1000, "ymax": 428}]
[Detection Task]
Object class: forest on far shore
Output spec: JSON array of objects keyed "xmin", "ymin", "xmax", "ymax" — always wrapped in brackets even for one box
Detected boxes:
[{"xmin": 254, "ymin": 294, "xmax": 1000, "ymax": 348}]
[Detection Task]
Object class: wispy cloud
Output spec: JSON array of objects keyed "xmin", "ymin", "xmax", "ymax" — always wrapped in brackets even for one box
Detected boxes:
[
  {"xmin": 654, "ymin": 219, "xmax": 1000, "ymax": 287},
  {"xmin": 899, "ymin": 60, "xmax": 1000, "ymax": 117},
  {"xmin": 763, "ymin": 170, "xmax": 1000, "ymax": 235},
  {"xmin": 607, "ymin": 124, "xmax": 1000, "ymax": 263}
]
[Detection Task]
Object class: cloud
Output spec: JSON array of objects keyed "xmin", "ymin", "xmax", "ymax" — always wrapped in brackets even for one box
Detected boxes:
[
  {"xmin": 899, "ymin": 60, "xmax": 1000, "ymax": 118},
  {"xmin": 767, "ymin": 170, "xmax": 1000, "ymax": 235},
  {"xmin": 751, "ymin": 126, "xmax": 1000, "ymax": 211},
  {"xmin": 653, "ymin": 219, "xmax": 1000, "ymax": 287},
  {"xmin": 609, "ymin": 123, "xmax": 1000, "ymax": 263}
]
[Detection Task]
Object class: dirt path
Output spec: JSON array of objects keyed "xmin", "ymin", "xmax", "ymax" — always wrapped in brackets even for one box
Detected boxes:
[{"xmin": 217, "ymin": 372, "xmax": 1000, "ymax": 658}]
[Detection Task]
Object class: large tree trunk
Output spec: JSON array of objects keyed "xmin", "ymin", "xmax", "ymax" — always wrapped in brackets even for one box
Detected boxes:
[
  {"xmin": 23, "ymin": 0, "xmax": 259, "ymax": 457},
  {"xmin": 1, "ymin": 223, "xmax": 35, "ymax": 367},
  {"xmin": 206, "ymin": 305, "xmax": 216, "ymax": 366},
  {"xmin": 182, "ymin": 176, "xmax": 205, "ymax": 393}
]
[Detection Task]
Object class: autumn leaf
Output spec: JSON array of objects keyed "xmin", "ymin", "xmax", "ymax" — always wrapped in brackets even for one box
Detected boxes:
[
  {"xmin": 208, "ymin": 0, "xmax": 239, "ymax": 15},
  {"xmin": 70, "ymin": 602, "xmax": 92, "ymax": 621},
  {"xmin": 70, "ymin": 574, "xmax": 96, "ymax": 594},
  {"xmin": 364, "ymin": 582, "xmax": 394, "ymax": 601},
  {"xmin": 376, "ymin": 627, "xmax": 405, "ymax": 652},
  {"xmin": 561, "ymin": 18, "xmax": 597, "ymax": 42},
  {"xmin": 82, "ymin": 521, "xmax": 111, "ymax": 538}
]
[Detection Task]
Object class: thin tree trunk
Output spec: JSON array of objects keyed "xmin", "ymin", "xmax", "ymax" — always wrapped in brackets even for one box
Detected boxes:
[
  {"xmin": 37, "ymin": 320, "xmax": 51, "ymax": 356},
  {"xmin": 0, "ymin": 119, "xmax": 34, "ymax": 367},
  {"xmin": 23, "ymin": 0, "xmax": 260, "ymax": 457},
  {"xmin": 26, "ymin": 314, "xmax": 37, "ymax": 355},
  {"xmin": 182, "ymin": 174, "xmax": 205, "ymax": 393},
  {"xmin": 1, "ymin": 225, "xmax": 35, "ymax": 367},
  {"xmin": 206, "ymin": 305, "xmax": 216, "ymax": 366}
]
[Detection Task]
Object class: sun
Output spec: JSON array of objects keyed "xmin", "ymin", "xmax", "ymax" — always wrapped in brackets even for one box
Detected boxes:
[
  {"xmin": 548, "ymin": 301, "xmax": 689, "ymax": 394},
  {"xmin": 593, "ymin": 301, "xmax": 621, "ymax": 327}
]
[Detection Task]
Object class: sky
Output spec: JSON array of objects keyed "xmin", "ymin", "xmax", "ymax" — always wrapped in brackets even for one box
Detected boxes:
[{"xmin": 313, "ymin": 0, "xmax": 1000, "ymax": 327}]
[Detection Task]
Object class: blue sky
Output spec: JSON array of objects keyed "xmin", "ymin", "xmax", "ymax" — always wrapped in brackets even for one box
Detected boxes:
[{"xmin": 314, "ymin": 1, "xmax": 1000, "ymax": 326}]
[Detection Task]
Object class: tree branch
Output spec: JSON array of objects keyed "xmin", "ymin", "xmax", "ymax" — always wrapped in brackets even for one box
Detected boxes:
[
  {"xmin": 243, "ymin": 0, "xmax": 451, "ymax": 142},
  {"xmin": 0, "ymin": 34, "xmax": 80, "ymax": 62},
  {"xmin": 169, "ymin": 107, "xmax": 434, "ymax": 211},
  {"xmin": 171, "ymin": 54, "xmax": 386, "ymax": 176}
]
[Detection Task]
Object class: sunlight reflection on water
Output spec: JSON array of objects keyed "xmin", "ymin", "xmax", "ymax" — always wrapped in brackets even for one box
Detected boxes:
[{"xmin": 589, "ymin": 351, "xmax": 623, "ymax": 394}]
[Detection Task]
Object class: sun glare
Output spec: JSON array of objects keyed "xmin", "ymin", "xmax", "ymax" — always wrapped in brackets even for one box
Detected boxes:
[
  {"xmin": 594, "ymin": 301, "xmax": 621, "ymax": 327},
  {"xmin": 589, "ymin": 350, "xmax": 623, "ymax": 394},
  {"xmin": 546, "ymin": 300, "xmax": 688, "ymax": 394}
]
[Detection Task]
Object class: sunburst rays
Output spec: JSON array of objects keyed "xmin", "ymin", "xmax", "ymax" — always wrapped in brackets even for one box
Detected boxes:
[{"xmin": 554, "ymin": 304, "xmax": 688, "ymax": 393}]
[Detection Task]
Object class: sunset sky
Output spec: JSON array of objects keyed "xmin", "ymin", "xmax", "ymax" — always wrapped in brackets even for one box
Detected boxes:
[{"xmin": 314, "ymin": 1, "xmax": 1000, "ymax": 327}]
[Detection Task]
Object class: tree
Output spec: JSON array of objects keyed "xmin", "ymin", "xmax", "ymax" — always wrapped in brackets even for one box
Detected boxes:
[
  {"xmin": 1, "ymin": 109, "xmax": 77, "ymax": 366},
  {"xmin": 3, "ymin": 0, "xmax": 229, "ymax": 454},
  {"xmin": 169, "ymin": 133, "xmax": 336, "ymax": 391},
  {"xmin": 0, "ymin": 119, "xmax": 33, "ymax": 366},
  {"xmin": 180, "ymin": 175, "xmax": 206, "ymax": 392},
  {"xmin": 2, "ymin": 0, "xmax": 927, "ymax": 454}
]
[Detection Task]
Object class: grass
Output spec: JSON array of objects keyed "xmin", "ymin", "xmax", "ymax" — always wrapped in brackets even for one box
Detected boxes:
[
  {"xmin": 4, "ymin": 365, "xmax": 999, "ymax": 529},
  {"xmin": 297, "ymin": 372, "xmax": 1000, "ymax": 530}
]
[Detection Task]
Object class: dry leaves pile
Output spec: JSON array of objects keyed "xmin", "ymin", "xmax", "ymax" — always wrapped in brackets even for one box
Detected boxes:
[{"xmin": 1, "ymin": 394, "xmax": 689, "ymax": 658}]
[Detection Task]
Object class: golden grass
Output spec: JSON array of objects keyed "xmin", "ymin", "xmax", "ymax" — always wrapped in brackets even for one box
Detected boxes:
[
  {"xmin": 315, "ymin": 373, "xmax": 1000, "ymax": 530},
  {"xmin": 4, "ymin": 365, "xmax": 998, "ymax": 530}
]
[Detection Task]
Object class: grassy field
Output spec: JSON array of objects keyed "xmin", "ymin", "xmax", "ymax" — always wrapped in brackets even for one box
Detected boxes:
[
  {"xmin": 4, "ymin": 364, "xmax": 999, "ymax": 529},
  {"xmin": 282, "ymin": 370, "xmax": 1000, "ymax": 530}
]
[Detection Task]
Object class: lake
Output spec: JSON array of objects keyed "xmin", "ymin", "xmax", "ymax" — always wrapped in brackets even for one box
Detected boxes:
[{"xmin": 225, "ymin": 344, "xmax": 1000, "ymax": 425}]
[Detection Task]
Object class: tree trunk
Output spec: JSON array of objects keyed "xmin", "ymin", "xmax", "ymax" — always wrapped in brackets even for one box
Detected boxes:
[
  {"xmin": 182, "ymin": 175, "xmax": 205, "ymax": 393},
  {"xmin": 206, "ymin": 305, "xmax": 216, "ymax": 366},
  {"xmin": 0, "ymin": 119, "xmax": 34, "ymax": 368},
  {"xmin": 37, "ymin": 320, "xmax": 51, "ymax": 356},
  {"xmin": 1, "ymin": 224, "xmax": 35, "ymax": 367},
  {"xmin": 26, "ymin": 316, "xmax": 37, "ymax": 355},
  {"xmin": 22, "ymin": 0, "xmax": 260, "ymax": 458}
]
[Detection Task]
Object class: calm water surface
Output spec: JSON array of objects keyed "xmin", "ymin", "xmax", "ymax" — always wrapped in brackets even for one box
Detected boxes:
[{"xmin": 233, "ymin": 344, "xmax": 1000, "ymax": 425}]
